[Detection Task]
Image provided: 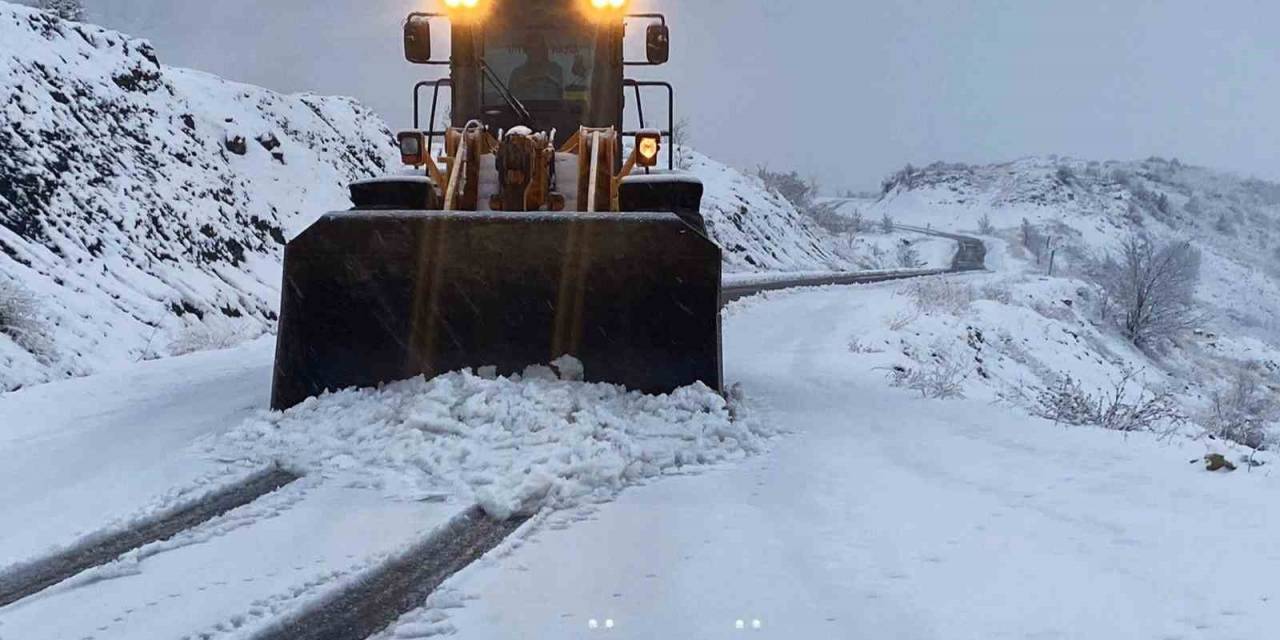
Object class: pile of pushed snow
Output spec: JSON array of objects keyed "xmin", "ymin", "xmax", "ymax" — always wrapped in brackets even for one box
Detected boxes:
[
  {"xmin": 0, "ymin": 2, "xmax": 397, "ymax": 390},
  {"xmin": 205, "ymin": 360, "xmax": 771, "ymax": 519},
  {"xmin": 683, "ymin": 148, "xmax": 849, "ymax": 273}
]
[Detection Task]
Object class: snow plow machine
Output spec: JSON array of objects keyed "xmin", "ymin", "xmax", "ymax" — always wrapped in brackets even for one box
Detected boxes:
[{"xmin": 270, "ymin": 0, "xmax": 722, "ymax": 410}]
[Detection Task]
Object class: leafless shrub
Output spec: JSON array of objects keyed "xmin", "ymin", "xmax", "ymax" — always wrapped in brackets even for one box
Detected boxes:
[
  {"xmin": 908, "ymin": 277, "xmax": 974, "ymax": 315},
  {"xmin": 1091, "ymin": 233, "xmax": 1203, "ymax": 348},
  {"xmin": 31, "ymin": 0, "xmax": 84, "ymax": 20},
  {"xmin": 847, "ymin": 338, "xmax": 884, "ymax": 354},
  {"xmin": 887, "ymin": 308, "xmax": 919, "ymax": 331},
  {"xmin": 978, "ymin": 282, "xmax": 1014, "ymax": 305},
  {"xmin": 1203, "ymin": 371, "xmax": 1278, "ymax": 450},
  {"xmin": 887, "ymin": 345, "xmax": 973, "ymax": 399},
  {"xmin": 1035, "ymin": 370, "xmax": 1185, "ymax": 433},
  {"xmin": 978, "ymin": 212, "xmax": 995, "ymax": 235},
  {"xmin": 670, "ymin": 116, "xmax": 694, "ymax": 170},
  {"xmin": 756, "ymin": 166, "xmax": 816, "ymax": 212},
  {"xmin": 846, "ymin": 209, "xmax": 868, "ymax": 233},
  {"xmin": 169, "ymin": 318, "xmax": 261, "ymax": 356},
  {"xmin": 0, "ymin": 280, "xmax": 52, "ymax": 357},
  {"xmin": 881, "ymin": 213, "xmax": 895, "ymax": 234}
]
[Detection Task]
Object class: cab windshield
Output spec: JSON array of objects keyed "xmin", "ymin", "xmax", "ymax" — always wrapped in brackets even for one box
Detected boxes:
[{"xmin": 482, "ymin": 10, "xmax": 597, "ymax": 107}]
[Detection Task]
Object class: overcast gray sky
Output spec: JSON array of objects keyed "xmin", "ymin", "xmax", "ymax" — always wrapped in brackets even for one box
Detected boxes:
[{"xmin": 90, "ymin": 0, "xmax": 1280, "ymax": 192}]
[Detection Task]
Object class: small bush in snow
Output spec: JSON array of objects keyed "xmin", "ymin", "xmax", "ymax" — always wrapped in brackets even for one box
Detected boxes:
[
  {"xmin": 977, "ymin": 212, "xmax": 995, "ymax": 235},
  {"xmin": 169, "ymin": 318, "xmax": 261, "ymax": 356},
  {"xmin": 978, "ymin": 282, "xmax": 1014, "ymax": 305},
  {"xmin": 1092, "ymin": 233, "xmax": 1203, "ymax": 349},
  {"xmin": 1035, "ymin": 370, "xmax": 1184, "ymax": 433},
  {"xmin": 881, "ymin": 213, "xmax": 895, "ymax": 234},
  {"xmin": 847, "ymin": 337, "xmax": 883, "ymax": 354},
  {"xmin": 888, "ymin": 344, "xmax": 973, "ymax": 399},
  {"xmin": 845, "ymin": 209, "xmax": 868, "ymax": 233},
  {"xmin": 896, "ymin": 241, "xmax": 925, "ymax": 269},
  {"xmin": 1203, "ymin": 371, "xmax": 1278, "ymax": 450},
  {"xmin": 0, "ymin": 280, "xmax": 52, "ymax": 357},
  {"xmin": 908, "ymin": 277, "xmax": 974, "ymax": 315}
]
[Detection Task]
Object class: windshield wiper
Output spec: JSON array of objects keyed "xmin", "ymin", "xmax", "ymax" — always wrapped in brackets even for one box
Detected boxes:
[{"xmin": 480, "ymin": 60, "xmax": 536, "ymax": 129}]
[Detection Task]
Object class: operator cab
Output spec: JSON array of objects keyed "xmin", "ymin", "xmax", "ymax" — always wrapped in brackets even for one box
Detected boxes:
[{"xmin": 478, "ymin": 6, "xmax": 612, "ymax": 145}]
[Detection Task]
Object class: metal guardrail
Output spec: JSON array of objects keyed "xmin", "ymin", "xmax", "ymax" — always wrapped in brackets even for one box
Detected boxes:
[{"xmin": 720, "ymin": 225, "xmax": 987, "ymax": 305}]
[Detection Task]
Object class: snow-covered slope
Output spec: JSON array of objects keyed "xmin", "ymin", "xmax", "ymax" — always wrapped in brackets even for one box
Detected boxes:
[
  {"xmin": 0, "ymin": 2, "xmax": 399, "ymax": 390},
  {"xmin": 826, "ymin": 156, "xmax": 1280, "ymax": 450},
  {"xmin": 682, "ymin": 149, "xmax": 847, "ymax": 273},
  {"xmin": 860, "ymin": 157, "xmax": 1280, "ymax": 341}
]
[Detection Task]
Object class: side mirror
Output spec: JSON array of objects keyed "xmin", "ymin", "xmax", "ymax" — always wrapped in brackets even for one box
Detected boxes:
[
  {"xmin": 404, "ymin": 15, "xmax": 432, "ymax": 64},
  {"xmin": 646, "ymin": 23, "xmax": 670, "ymax": 65}
]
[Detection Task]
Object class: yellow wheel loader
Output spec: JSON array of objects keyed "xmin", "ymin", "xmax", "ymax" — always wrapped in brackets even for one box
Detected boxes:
[{"xmin": 270, "ymin": 0, "xmax": 722, "ymax": 410}]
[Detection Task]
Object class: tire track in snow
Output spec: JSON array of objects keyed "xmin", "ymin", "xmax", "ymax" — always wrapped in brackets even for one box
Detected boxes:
[
  {"xmin": 0, "ymin": 466, "xmax": 301, "ymax": 607},
  {"xmin": 251, "ymin": 506, "xmax": 527, "ymax": 640}
]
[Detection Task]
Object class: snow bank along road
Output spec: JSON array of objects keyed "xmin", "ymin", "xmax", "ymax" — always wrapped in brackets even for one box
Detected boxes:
[{"xmin": 0, "ymin": 229, "xmax": 984, "ymax": 638}]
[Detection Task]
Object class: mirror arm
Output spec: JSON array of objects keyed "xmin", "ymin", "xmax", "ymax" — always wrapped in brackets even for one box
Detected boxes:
[{"xmin": 625, "ymin": 12, "xmax": 666, "ymax": 26}]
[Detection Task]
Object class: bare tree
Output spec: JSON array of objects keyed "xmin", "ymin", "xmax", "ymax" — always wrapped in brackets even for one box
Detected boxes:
[
  {"xmin": 1095, "ymin": 233, "xmax": 1203, "ymax": 348},
  {"xmin": 670, "ymin": 116, "xmax": 693, "ymax": 170}
]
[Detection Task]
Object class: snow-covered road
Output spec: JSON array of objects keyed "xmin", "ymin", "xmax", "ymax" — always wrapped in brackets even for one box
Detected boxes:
[
  {"xmin": 4, "ymin": 275, "xmax": 1279, "ymax": 640},
  {"xmin": 0, "ymin": 339, "xmax": 277, "ymax": 568},
  {"xmin": 428, "ymin": 283, "xmax": 1280, "ymax": 640}
]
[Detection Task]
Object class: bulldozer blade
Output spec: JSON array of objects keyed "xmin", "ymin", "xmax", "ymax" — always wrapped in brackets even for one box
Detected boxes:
[{"xmin": 270, "ymin": 210, "xmax": 722, "ymax": 411}]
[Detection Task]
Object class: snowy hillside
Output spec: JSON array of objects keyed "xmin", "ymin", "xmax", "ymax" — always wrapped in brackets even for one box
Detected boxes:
[
  {"xmin": 682, "ymin": 149, "xmax": 848, "ymax": 273},
  {"xmin": 862, "ymin": 157, "xmax": 1280, "ymax": 341},
  {"xmin": 825, "ymin": 156, "xmax": 1280, "ymax": 454},
  {"xmin": 0, "ymin": 2, "xmax": 399, "ymax": 390}
]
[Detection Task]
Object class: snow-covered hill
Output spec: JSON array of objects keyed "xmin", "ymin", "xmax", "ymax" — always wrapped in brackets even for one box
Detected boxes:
[
  {"xmin": 825, "ymin": 156, "xmax": 1280, "ymax": 453},
  {"xmin": 863, "ymin": 157, "xmax": 1280, "ymax": 340},
  {"xmin": 0, "ymin": 2, "xmax": 399, "ymax": 390},
  {"xmin": 683, "ymin": 149, "xmax": 847, "ymax": 273},
  {"xmin": 0, "ymin": 3, "xmax": 861, "ymax": 391}
]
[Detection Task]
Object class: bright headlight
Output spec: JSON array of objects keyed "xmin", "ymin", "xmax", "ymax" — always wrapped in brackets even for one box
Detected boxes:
[{"xmin": 636, "ymin": 132, "xmax": 661, "ymax": 167}]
